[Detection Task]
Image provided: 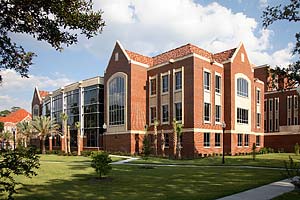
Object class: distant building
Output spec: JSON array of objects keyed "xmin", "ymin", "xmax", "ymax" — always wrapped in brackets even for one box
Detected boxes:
[
  {"xmin": 31, "ymin": 77, "xmax": 104, "ymax": 151},
  {"xmin": 254, "ymin": 65, "xmax": 300, "ymax": 152},
  {"xmin": 0, "ymin": 109, "xmax": 31, "ymax": 149}
]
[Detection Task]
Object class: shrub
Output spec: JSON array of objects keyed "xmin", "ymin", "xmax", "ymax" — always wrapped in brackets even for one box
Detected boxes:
[
  {"xmin": 282, "ymin": 156, "xmax": 300, "ymax": 188},
  {"xmin": 295, "ymin": 143, "xmax": 299, "ymax": 155},
  {"xmin": 0, "ymin": 147, "xmax": 40, "ymax": 199},
  {"xmin": 91, "ymin": 152, "xmax": 112, "ymax": 178},
  {"xmin": 252, "ymin": 143, "xmax": 256, "ymax": 160},
  {"xmin": 142, "ymin": 134, "xmax": 151, "ymax": 159}
]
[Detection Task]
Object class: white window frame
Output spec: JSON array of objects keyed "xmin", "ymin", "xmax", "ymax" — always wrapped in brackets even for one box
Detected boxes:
[
  {"xmin": 149, "ymin": 76, "xmax": 157, "ymax": 97},
  {"xmin": 204, "ymin": 102, "xmax": 211, "ymax": 123},
  {"xmin": 215, "ymin": 74, "xmax": 221, "ymax": 94},
  {"xmin": 150, "ymin": 106, "xmax": 156, "ymax": 124},
  {"xmin": 204, "ymin": 132, "xmax": 210, "ymax": 147},
  {"xmin": 174, "ymin": 70, "xmax": 182, "ymax": 91},
  {"xmin": 244, "ymin": 134, "xmax": 249, "ymax": 147},
  {"xmin": 215, "ymin": 105, "xmax": 221, "ymax": 123},
  {"xmin": 204, "ymin": 70, "xmax": 211, "ymax": 91},
  {"xmin": 237, "ymin": 134, "xmax": 243, "ymax": 147},
  {"xmin": 237, "ymin": 108, "xmax": 248, "ymax": 124},
  {"xmin": 237, "ymin": 78, "xmax": 249, "ymax": 98},
  {"xmin": 161, "ymin": 73, "xmax": 169, "ymax": 94},
  {"xmin": 215, "ymin": 133, "xmax": 221, "ymax": 147},
  {"xmin": 161, "ymin": 104, "xmax": 169, "ymax": 124},
  {"xmin": 256, "ymin": 89, "xmax": 261, "ymax": 104},
  {"xmin": 256, "ymin": 135, "xmax": 260, "ymax": 147},
  {"xmin": 174, "ymin": 102, "xmax": 182, "ymax": 122}
]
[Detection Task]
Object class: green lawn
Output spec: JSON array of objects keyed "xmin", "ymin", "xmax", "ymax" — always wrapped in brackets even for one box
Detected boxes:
[
  {"xmin": 40, "ymin": 154, "xmax": 124, "ymax": 162},
  {"xmin": 4, "ymin": 154, "xmax": 288, "ymax": 200},
  {"xmin": 273, "ymin": 190, "xmax": 300, "ymax": 200},
  {"xmin": 131, "ymin": 153, "xmax": 300, "ymax": 168}
]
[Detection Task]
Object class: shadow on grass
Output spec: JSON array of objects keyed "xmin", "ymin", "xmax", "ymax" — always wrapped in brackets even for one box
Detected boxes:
[{"xmin": 14, "ymin": 165, "xmax": 285, "ymax": 200}]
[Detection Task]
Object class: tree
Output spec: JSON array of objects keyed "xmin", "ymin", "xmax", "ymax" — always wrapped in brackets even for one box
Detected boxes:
[
  {"xmin": 91, "ymin": 152, "xmax": 112, "ymax": 179},
  {"xmin": 0, "ymin": 130, "xmax": 12, "ymax": 149},
  {"xmin": 60, "ymin": 113, "xmax": 68, "ymax": 154},
  {"xmin": 0, "ymin": 110, "xmax": 11, "ymax": 117},
  {"xmin": 0, "ymin": 0, "xmax": 105, "ymax": 83},
  {"xmin": 153, "ymin": 119, "xmax": 159, "ymax": 156},
  {"xmin": 262, "ymin": 0, "xmax": 300, "ymax": 87},
  {"xmin": 0, "ymin": 122, "xmax": 4, "ymax": 132},
  {"xmin": 252, "ymin": 143, "xmax": 257, "ymax": 161},
  {"xmin": 10, "ymin": 107, "xmax": 20, "ymax": 113},
  {"xmin": 16, "ymin": 121, "xmax": 34, "ymax": 148},
  {"xmin": 173, "ymin": 119, "xmax": 183, "ymax": 159},
  {"xmin": 75, "ymin": 121, "xmax": 81, "ymax": 156},
  {"xmin": 31, "ymin": 116, "xmax": 59, "ymax": 154},
  {"xmin": 0, "ymin": 147, "xmax": 40, "ymax": 200},
  {"xmin": 142, "ymin": 125, "xmax": 151, "ymax": 159}
]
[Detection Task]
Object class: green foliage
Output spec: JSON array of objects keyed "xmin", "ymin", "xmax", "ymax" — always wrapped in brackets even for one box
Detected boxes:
[
  {"xmin": 0, "ymin": 0, "xmax": 105, "ymax": 82},
  {"xmin": 142, "ymin": 134, "xmax": 151, "ymax": 159},
  {"xmin": 0, "ymin": 122, "xmax": 4, "ymax": 132},
  {"xmin": 0, "ymin": 147, "xmax": 40, "ymax": 200},
  {"xmin": 252, "ymin": 143, "xmax": 256, "ymax": 160},
  {"xmin": 0, "ymin": 110, "xmax": 11, "ymax": 117},
  {"xmin": 282, "ymin": 156, "xmax": 300, "ymax": 188},
  {"xmin": 295, "ymin": 143, "xmax": 300, "ymax": 155},
  {"xmin": 259, "ymin": 147, "xmax": 274, "ymax": 154},
  {"xmin": 91, "ymin": 152, "xmax": 112, "ymax": 178}
]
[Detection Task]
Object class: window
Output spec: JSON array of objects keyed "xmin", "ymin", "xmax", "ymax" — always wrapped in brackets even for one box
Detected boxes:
[
  {"xmin": 204, "ymin": 133, "xmax": 210, "ymax": 147},
  {"xmin": 162, "ymin": 105, "xmax": 169, "ymax": 123},
  {"xmin": 215, "ymin": 75, "xmax": 221, "ymax": 94},
  {"xmin": 256, "ymin": 89, "xmax": 260, "ymax": 104},
  {"xmin": 256, "ymin": 113, "xmax": 261, "ymax": 127},
  {"xmin": 215, "ymin": 105, "xmax": 221, "ymax": 122},
  {"xmin": 269, "ymin": 119, "xmax": 273, "ymax": 132},
  {"xmin": 275, "ymin": 119, "xmax": 279, "ymax": 131},
  {"xmin": 175, "ymin": 71, "xmax": 182, "ymax": 90},
  {"xmin": 256, "ymin": 135, "xmax": 260, "ymax": 146},
  {"xmin": 215, "ymin": 133, "xmax": 221, "ymax": 147},
  {"xmin": 237, "ymin": 78, "xmax": 248, "ymax": 97},
  {"xmin": 295, "ymin": 117, "xmax": 298, "ymax": 125},
  {"xmin": 264, "ymin": 119, "xmax": 267, "ymax": 132},
  {"xmin": 164, "ymin": 133, "xmax": 169, "ymax": 147},
  {"xmin": 109, "ymin": 76, "xmax": 125, "ymax": 125},
  {"xmin": 238, "ymin": 134, "xmax": 243, "ymax": 147},
  {"xmin": 237, "ymin": 108, "xmax": 248, "ymax": 124},
  {"xmin": 179, "ymin": 135, "xmax": 183, "ymax": 147},
  {"xmin": 294, "ymin": 95, "xmax": 298, "ymax": 109},
  {"xmin": 287, "ymin": 96, "xmax": 292, "ymax": 109},
  {"xmin": 115, "ymin": 52, "xmax": 119, "ymax": 61},
  {"xmin": 150, "ymin": 78, "xmax": 156, "ymax": 95},
  {"xmin": 33, "ymin": 105, "xmax": 39, "ymax": 117},
  {"xmin": 275, "ymin": 98, "xmax": 279, "ymax": 111},
  {"xmin": 150, "ymin": 107, "xmax": 156, "ymax": 124},
  {"xmin": 162, "ymin": 74, "xmax": 169, "ymax": 93},
  {"xmin": 204, "ymin": 71, "xmax": 210, "ymax": 90},
  {"xmin": 264, "ymin": 100, "xmax": 267, "ymax": 112},
  {"xmin": 175, "ymin": 102, "xmax": 182, "ymax": 121},
  {"xmin": 244, "ymin": 134, "xmax": 249, "ymax": 146},
  {"xmin": 204, "ymin": 103, "xmax": 211, "ymax": 122},
  {"xmin": 288, "ymin": 117, "xmax": 291, "ymax": 125},
  {"xmin": 269, "ymin": 99, "xmax": 273, "ymax": 112}
]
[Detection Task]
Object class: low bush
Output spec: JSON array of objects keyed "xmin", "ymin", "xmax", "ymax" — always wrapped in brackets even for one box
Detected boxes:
[{"xmin": 91, "ymin": 152, "xmax": 112, "ymax": 178}]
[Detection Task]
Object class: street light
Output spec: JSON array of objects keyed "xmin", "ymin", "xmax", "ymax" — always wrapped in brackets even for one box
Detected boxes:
[
  {"xmin": 222, "ymin": 122, "xmax": 226, "ymax": 164},
  {"xmin": 12, "ymin": 127, "xmax": 16, "ymax": 150},
  {"xmin": 102, "ymin": 123, "xmax": 107, "ymax": 150}
]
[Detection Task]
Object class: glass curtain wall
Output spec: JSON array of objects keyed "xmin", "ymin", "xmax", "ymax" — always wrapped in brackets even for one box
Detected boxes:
[
  {"xmin": 83, "ymin": 85, "xmax": 104, "ymax": 147},
  {"xmin": 52, "ymin": 94, "xmax": 63, "ymax": 147},
  {"xmin": 64, "ymin": 89, "xmax": 80, "ymax": 147}
]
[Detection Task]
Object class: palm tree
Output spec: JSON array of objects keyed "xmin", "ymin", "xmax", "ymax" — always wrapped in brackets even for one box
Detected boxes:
[
  {"xmin": 0, "ymin": 130, "xmax": 12, "ymax": 149},
  {"xmin": 17, "ymin": 121, "xmax": 34, "ymax": 147},
  {"xmin": 172, "ymin": 118, "xmax": 177, "ymax": 159},
  {"xmin": 75, "ymin": 121, "xmax": 81, "ymax": 156},
  {"xmin": 60, "ymin": 113, "xmax": 68, "ymax": 154},
  {"xmin": 172, "ymin": 118, "xmax": 183, "ymax": 159},
  {"xmin": 153, "ymin": 119, "xmax": 159, "ymax": 156},
  {"xmin": 31, "ymin": 116, "xmax": 59, "ymax": 154},
  {"xmin": 161, "ymin": 129, "xmax": 165, "ymax": 157}
]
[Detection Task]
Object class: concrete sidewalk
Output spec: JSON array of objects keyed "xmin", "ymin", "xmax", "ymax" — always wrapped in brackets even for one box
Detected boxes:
[{"xmin": 216, "ymin": 179, "xmax": 294, "ymax": 200}]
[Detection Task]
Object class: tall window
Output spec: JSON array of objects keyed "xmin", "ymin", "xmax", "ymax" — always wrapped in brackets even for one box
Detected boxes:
[
  {"xmin": 256, "ymin": 89, "xmax": 260, "ymax": 104},
  {"xmin": 244, "ymin": 134, "xmax": 249, "ymax": 146},
  {"xmin": 204, "ymin": 103, "xmax": 211, "ymax": 122},
  {"xmin": 204, "ymin": 132, "xmax": 210, "ymax": 147},
  {"xmin": 175, "ymin": 71, "xmax": 182, "ymax": 90},
  {"xmin": 269, "ymin": 99, "xmax": 273, "ymax": 112},
  {"xmin": 215, "ymin": 105, "xmax": 221, "ymax": 122},
  {"xmin": 162, "ymin": 105, "xmax": 169, "ymax": 123},
  {"xmin": 294, "ymin": 95, "xmax": 298, "ymax": 109},
  {"xmin": 275, "ymin": 98, "xmax": 279, "ymax": 111},
  {"xmin": 237, "ymin": 108, "xmax": 248, "ymax": 124},
  {"xmin": 237, "ymin": 78, "xmax": 248, "ymax": 97},
  {"xmin": 109, "ymin": 76, "xmax": 125, "ymax": 125},
  {"xmin": 150, "ymin": 78, "xmax": 156, "ymax": 95},
  {"xmin": 175, "ymin": 102, "xmax": 182, "ymax": 121},
  {"xmin": 238, "ymin": 134, "xmax": 243, "ymax": 147},
  {"xmin": 33, "ymin": 105, "xmax": 39, "ymax": 117},
  {"xmin": 164, "ymin": 133, "xmax": 169, "ymax": 147},
  {"xmin": 204, "ymin": 71, "xmax": 210, "ymax": 90},
  {"xmin": 215, "ymin": 75, "xmax": 221, "ymax": 94},
  {"xmin": 215, "ymin": 133, "xmax": 221, "ymax": 147},
  {"xmin": 256, "ymin": 135, "xmax": 260, "ymax": 146},
  {"xmin": 150, "ymin": 107, "xmax": 156, "ymax": 123},
  {"xmin": 256, "ymin": 113, "xmax": 261, "ymax": 127},
  {"xmin": 162, "ymin": 74, "xmax": 169, "ymax": 93}
]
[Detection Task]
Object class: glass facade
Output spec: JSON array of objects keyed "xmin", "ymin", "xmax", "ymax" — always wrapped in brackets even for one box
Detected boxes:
[
  {"xmin": 52, "ymin": 94, "xmax": 63, "ymax": 124},
  {"xmin": 109, "ymin": 77, "xmax": 125, "ymax": 125}
]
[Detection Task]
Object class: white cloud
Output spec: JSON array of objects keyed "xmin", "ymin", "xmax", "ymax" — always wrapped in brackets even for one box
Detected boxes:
[
  {"xmin": 259, "ymin": 0, "xmax": 268, "ymax": 8},
  {"xmin": 74, "ymin": 0, "xmax": 293, "ymax": 67},
  {"xmin": 0, "ymin": 70, "xmax": 73, "ymax": 111}
]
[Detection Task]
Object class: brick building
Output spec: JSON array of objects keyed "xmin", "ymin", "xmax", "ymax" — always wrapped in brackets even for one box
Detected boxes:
[
  {"xmin": 254, "ymin": 65, "xmax": 300, "ymax": 152},
  {"xmin": 103, "ymin": 41, "xmax": 264, "ymax": 157}
]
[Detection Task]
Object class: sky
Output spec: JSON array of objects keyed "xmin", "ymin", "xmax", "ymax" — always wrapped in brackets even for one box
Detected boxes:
[{"xmin": 0, "ymin": 0, "xmax": 298, "ymax": 112}]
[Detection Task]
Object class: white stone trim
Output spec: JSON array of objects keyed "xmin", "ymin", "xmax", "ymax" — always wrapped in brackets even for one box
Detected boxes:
[
  {"xmin": 105, "ymin": 130, "xmax": 147, "ymax": 135},
  {"xmin": 116, "ymin": 40, "xmax": 130, "ymax": 61},
  {"xmin": 264, "ymin": 132, "xmax": 300, "ymax": 136},
  {"xmin": 129, "ymin": 60, "xmax": 149, "ymax": 68}
]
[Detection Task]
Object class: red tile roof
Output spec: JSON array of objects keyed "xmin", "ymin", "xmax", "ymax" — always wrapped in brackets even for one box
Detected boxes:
[
  {"xmin": 0, "ymin": 109, "xmax": 31, "ymax": 123},
  {"xmin": 213, "ymin": 48, "xmax": 237, "ymax": 63},
  {"xmin": 125, "ymin": 43, "xmax": 237, "ymax": 67},
  {"xmin": 39, "ymin": 90, "xmax": 49, "ymax": 99}
]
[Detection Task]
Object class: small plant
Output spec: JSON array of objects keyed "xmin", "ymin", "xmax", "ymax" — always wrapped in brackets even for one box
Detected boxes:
[
  {"xmin": 295, "ymin": 143, "xmax": 299, "ymax": 155},
  {"xmin": 283, "ymin": 156, "xmax": 300, "ymax": 188},
  {"xmin": 142, "ymin": 134, "xmax": 151, "ymax": 159},
  {"xmin": 252, "ymin": 143, "xmax": 256, "ymax": 160},
  {"xmin": 91, "ymin": 152, "xmax": 112, "ymax": 179}
]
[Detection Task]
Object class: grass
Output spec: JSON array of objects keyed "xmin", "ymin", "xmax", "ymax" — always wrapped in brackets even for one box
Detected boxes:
[
  {"xmin": 132, "ymin": 153, "xmax": 300, "ymax": 168},
  {"xmin": 273, "ymin": 190, "xmax": 300, "ymax": 200},
  {"xmin": 4, "ymin": 154, "xmax": 287, "ymax": 200},
  {"xmin": 40, "ymin": 154, "xmax": 124, "ymax": 163}
]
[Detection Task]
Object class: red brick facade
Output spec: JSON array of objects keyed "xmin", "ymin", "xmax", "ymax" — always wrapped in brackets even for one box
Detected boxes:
[{"xmin": 103, "ymin": 41, "xmax": 264, "ymax": 157}]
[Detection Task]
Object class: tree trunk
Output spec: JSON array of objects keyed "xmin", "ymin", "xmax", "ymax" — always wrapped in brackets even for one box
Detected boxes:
[
  {"xmin": 77, "ymin": 128, "xmax": 81, "ymax": 156},
  {"xmin": 67, "ymin": 126, "xmax": 71, "ymax": 154},
  {"xmin": 42, "ymin": 136, "xmax": 46, "ymax": 154},
  {"xmin": 24, "ymin": 136, "xmax": 27, "ymax": 148},
  {"xmin": 177, "ymin": 134, "xmax": 181, "ymax": 160},
  {"xmin": 161, "ymin": 131, "xmax": 165, "ymax": 157},
  {"xmin": 64, "ymin": 125, "xmax": 68, "ymax": 154}
]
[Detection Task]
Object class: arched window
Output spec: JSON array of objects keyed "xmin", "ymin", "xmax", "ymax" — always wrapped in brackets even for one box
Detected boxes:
[
  {"xmin": 237, "ymin": 78, "xmax": 248, "ymax": 97},
  {"xmin": 108, "ymin": 76, "xmax": 125, "ymax": 125},
  {"xmin": 33, "ymin": 105, "xmax": 39, "ymax": 117}
]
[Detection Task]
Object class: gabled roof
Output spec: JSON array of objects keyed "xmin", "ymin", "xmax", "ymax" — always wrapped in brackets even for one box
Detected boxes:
[
  {"xmin": 0, "ymin": 109, "xmax": 31, "ymax": 123},
  {"xmin": 213, "ymin": 48, "xmax": 237, "ymax": 63},
  {"xmin": 123, "ymin": 42, "xmax": 238, "ymax": 67}
]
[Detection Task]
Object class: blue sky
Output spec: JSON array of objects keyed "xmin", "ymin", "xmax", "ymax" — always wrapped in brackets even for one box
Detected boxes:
[{"xmin": 0, "ymin": 0, "xmax": 298, "ymax": 112}]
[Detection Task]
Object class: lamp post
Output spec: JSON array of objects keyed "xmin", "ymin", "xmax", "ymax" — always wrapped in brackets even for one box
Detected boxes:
[
  {"xmin": 222, "ymin": 122, "xmax": 226, "ymax": 164},
  {"xmin": 12, "ymin": 127, "xmax": 16, "ymax": 150},
  {"xmin": 102, "ymin": 123, "xmax": 107, "ymax": 150}
]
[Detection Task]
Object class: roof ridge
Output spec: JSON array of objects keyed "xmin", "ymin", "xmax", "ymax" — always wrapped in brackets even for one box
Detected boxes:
[{"xmin": 152, "ymin": 43, "xmax": 191, "ymax": 58}]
